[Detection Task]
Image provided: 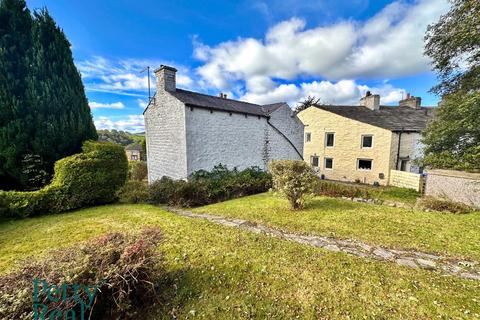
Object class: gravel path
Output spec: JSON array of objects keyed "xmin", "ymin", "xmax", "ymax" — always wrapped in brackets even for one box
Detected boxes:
[{"xmin": 168, "ymin": 208, "xmax": 480, "ymax": 281}]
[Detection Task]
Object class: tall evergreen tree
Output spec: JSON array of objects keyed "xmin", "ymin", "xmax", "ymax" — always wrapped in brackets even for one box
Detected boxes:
[
  {"xmin": 0, "ymin": 2, "xmax": 97, "ymax": 190},
  {"xmin": 0, "ymin": 0, "xmax": 32, "ymax": 189},
  {"xmin": 26, "ymin": 9, "xmax": 97, "ymax": 177}
]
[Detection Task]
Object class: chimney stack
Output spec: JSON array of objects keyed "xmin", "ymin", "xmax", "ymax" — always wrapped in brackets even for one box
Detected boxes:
[
  {"xmin": 154, "ymin": 65, "xmax": 177, "ymax": 92},
  {"xmin": 399, "ymin": 93, "xmax": 421, "ymax": 109},
  {"xmin": 360, "ymin": 91, "xmax": 380, "ymax": 111}
]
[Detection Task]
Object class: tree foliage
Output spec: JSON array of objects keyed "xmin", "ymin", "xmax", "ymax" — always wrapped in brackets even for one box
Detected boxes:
[
  {"xmin": 0, "ymin": 3, "xmax": 96, "ymax": 190},
  {"xmin": 422, "ymin": 0, "xmax": 480, "ymax": 171},
  {"xmin": 422, "ymin": 92, "xmax": 480, "ymax": 171},
  {"xmin": 295, "ymin": 96, "xmax": 322, "ymax": 114},
  {"xmin": 424, "ymin": 0, "xmax": 480, "ymax": 95}
]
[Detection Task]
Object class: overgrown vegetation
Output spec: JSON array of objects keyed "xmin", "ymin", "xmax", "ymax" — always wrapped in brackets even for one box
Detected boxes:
[
  {"xmin": 417, "ymin": 196, "xmax": 474, "ymax": 214},
  {"xmin": 0, "ymin": 141, "xmax": 128, "ymax": 218},
  {"xmin": 149, "ymin": 165, "xmax": 272, "ymax": 207},
  {"xmin": 313, "ymin": 180, "xmax": 420, "ymax": 205},
  {"xmin": 0, "ymin": 227, "xmax": 163, "ymax": 319},
  {"xmin": 128, "ymin": 161, "xmax": 148, "ymax": 181},
  {"xmin": 118, "ymin": 180, "xmax": 149, "ymax": 204},
  {"xmin": 0, "ymin": 1, "xmax": 97, "ymax": 190},
  {"xmin": 269, "ymin": 160, "xmax": 316, "ymax": 210}
]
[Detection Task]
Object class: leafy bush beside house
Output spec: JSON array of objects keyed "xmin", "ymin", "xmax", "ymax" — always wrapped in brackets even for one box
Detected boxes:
[
  {"xmin": 149, "ymin": 165, "xmax": 272, "ymax": 207},
  {"xmin": 0, "ymin": 141, "xmax": 128, "ymax": 219}
]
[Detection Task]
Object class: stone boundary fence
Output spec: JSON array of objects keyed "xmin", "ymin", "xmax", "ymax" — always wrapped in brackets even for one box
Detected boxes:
[
  {"xmin": 425, "ymin": 169, "xmax": 480, "ymax": 208},
  {"xmin": 389, "ymin": 169, "xmax": 424, "ymax": 192}
]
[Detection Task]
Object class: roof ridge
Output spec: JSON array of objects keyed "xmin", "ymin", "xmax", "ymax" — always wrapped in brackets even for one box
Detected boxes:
[{"xmin": 175, "ymin": 88, "xmax": 261, "ymax": 107}]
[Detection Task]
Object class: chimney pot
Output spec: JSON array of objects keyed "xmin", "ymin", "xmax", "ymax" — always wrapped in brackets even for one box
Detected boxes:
[{"xmin": 360, "ymin": 92, "xmax": 380, "ymax": 111}]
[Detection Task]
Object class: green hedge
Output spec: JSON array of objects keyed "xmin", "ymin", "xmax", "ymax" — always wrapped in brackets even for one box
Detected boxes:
[
  {"xmin": 0, "ymin": 141, "xmax": 128, "ymax": 219},
  {"xmin": 149, "ymin": 165, "xmax": 272, "ymax": 207}
]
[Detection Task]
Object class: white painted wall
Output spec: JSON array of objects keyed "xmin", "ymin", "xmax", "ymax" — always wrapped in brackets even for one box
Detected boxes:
[
  {"xmin": 144, "ymin": 91, "xmax": 187, "ymax": 182},
  {"xmin": 267, "ymin": 104, "xmax": 304, "ymax": 161},
  {"xmin": 185, "ymin": 107, "xmax": 267, "ymax": 175}
]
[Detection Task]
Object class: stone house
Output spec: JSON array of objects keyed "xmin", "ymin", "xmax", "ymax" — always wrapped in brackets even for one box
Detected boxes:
[
  {"xmin": 125, "ymin": 143, "xmax": 141, "ymax": 161},
  {"xmin": 144, "ymin": 65, "xmax": 304, "ymax": 182},
  {"xmin": 297, "ymin": 92, "xmax": 435, "ymax": 185}
]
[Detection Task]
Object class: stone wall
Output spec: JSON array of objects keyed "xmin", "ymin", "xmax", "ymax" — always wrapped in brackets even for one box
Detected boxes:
[
  {"xmin": 389, "ymin": 169, "xmax": 423, "ymax": 191},
  {"xmin": 425, "ymin": 169, "xmax": 480, "ymax": 208},
  {"xmin": 144, "ymin": 91, "xmax": 187, "ymax": 182}
]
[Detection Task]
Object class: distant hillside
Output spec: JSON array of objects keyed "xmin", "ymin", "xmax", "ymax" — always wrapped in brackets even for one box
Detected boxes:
[{"xmin": 97, "ymin": 130, "xmax": 145, "ymax": 146}]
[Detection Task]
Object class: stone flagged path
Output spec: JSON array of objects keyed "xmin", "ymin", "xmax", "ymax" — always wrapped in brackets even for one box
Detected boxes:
[{"xmin": 168, "ymin": 208, "xmax": 480, "ymax": 281}]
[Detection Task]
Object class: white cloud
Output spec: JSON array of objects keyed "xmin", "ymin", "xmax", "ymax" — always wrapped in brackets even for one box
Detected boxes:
[
  {"xmin": 194, "ymin": 0, "xmax": 449, "ymax": 90},
  {"xmin": 137, "ymin": 99, "xmax": 148, "ymax": 109},
  {"xmin": 94, "ymin": 115, "xmax": 144, "ymax": 133},
  {"xmin": 241, "ymin": 79, "xmax": 406, "ymax": 107},
  {"xmin": 89, "ymin": 101, "xmax": 125, "ymax": 109},
  {"xmin": 77, "ymin": 57, "xmax": 195, "ymax": 96}
]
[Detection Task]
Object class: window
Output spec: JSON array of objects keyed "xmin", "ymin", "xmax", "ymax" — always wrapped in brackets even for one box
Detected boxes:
[
  {"xmin": 324, "ymin": 158, "xmax": 333, "ymax": 170},
  {"xmin": 400, "ymin": 159, "xmax": 408, "ymax": 171},
  {"xmin": 131, "ymin": 154, "xmax": 138, "ymax": 161},
  {"xmin": 361, "ymin": 135, "xmax": 373, "ymax": 148},
  {"xmin": 325, "ymin": 133, "xmax": 335, "ymax": 147},
  {"xmin": 311, "ymin": 156, "xmax": 319, "ymax": 167},
  {"xmin": 305, "ymin": 132, "xmax": 311, "ymax": 142},
  {"xmin": 357, "ymin": 159, "xmax": 372, "ymax": 170}
]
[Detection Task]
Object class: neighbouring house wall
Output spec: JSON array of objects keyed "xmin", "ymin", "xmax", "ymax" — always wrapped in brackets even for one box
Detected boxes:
[
  {"xmin": 185, "ymin": 107, "xmax": 268, "ymax": 175},
  {"xmin": 389, "ymin": 132, "xmax": 423, "ymax": 173},
  {"xmin": 267, "ymin": 104, "xmax": 304, "ymax": 161},
  {"xmin": 125, "ymin": 150, "xmax": 141, "ymax": 161},
  {"xmin": 298, "ymin": 107, "xmax": 393, "ymax": 185},
  {"xmin": 144, "ymin": 92, "xmax": 187, "ymax": 182},
  {"xmin": 389, "ymin": 169, "xmax": 423, "ymax": 191},
  {"xmin": 425, "ymin": 169, "xmax": 480, "ymax": 208}
]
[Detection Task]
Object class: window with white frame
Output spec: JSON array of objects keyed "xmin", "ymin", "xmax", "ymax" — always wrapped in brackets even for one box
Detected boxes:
[
  {"xmin": 305, "ymin": 132, "xmax": 311, "ymax": 142},
  {"xmin": 361, "ymin": 135, "xmax": 373, "ymax": 148},
  {"xmin": 325, "ymin": 132, "xmax": 335, "ymax": 147},
  {"xmin": 311, "ymin": 155, "xmax": 319, "ymax": 167},
  {"xmin": 324, "ymin": 157, "xmax": 333, "ymax": 170},
  {"xmin": 357, "ymin": 159, "xmax": 372, "ymax": 170}
]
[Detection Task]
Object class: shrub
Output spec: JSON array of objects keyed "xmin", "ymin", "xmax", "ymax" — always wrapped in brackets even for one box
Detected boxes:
[
  {"xmin": 118, "ymin": 181, "xmax": 149, "ymax": 204},
  {"xmin": 0, "ymin": 227, "xmax": 163, "ymax": 319},
  {"xmin": 129, "ymin": 161, "xmax": 148, "ymax": 181},
  {"xmin": 0, "ymin": 141, "xmax": 128, "ymax": 219},
  {"xmin": 269, "ymin": 160, "xmax": 316, "ymax": 210},
  {"xmin": 313, "ymin": 180, "xmax": 371, "ymax": 199},
  {"xmin": 416, "ymin": 196, "xmax": 474, "ymax": 214},
  {"xmin": 149, "ymin": 165, "xmax": 272, "ymax": 207}
]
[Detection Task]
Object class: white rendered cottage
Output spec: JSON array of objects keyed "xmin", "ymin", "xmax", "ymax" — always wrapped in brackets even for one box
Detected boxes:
[{"xmin": 144, "ymin": 65, "xmax": 304, "ymax": 182}]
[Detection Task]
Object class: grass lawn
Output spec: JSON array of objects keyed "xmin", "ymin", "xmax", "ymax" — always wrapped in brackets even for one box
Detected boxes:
[
  {"xmin": 193, "ymin": 193, "xmax": 480, "ymax": 261},
  {"xmin": 0, "ymin": 204, "xmax": 479, "ymax": 319}
]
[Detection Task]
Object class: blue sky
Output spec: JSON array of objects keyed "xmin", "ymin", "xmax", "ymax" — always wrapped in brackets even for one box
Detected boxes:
[{"xmin": 27, "ymin": 0, "xmax": 449, "ymax": 132}]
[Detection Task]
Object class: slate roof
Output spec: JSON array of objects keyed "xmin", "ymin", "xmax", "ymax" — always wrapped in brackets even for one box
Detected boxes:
[
  {"xmin": 125, "ymin": 143, "xmax": 142, "ymax": 151},
  {"xmin": 314, "ymin": 105, "xmax": 436, "ymax": 132},
  {"xmin": 170, "ymin": 89, "xmax": 283, "ymax": 117}
]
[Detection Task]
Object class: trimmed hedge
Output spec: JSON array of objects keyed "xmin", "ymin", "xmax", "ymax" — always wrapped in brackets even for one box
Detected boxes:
[
  {"xmin": 149, "ymin": 165, "xmax": 272, "ymax": 207},
  {"xmin": 0, "ymin": 141, "xmax": 128, "ymax": 219},
  {"xmin": 313, "ymin": 180, "xmax": 372, "ymax": 199}
]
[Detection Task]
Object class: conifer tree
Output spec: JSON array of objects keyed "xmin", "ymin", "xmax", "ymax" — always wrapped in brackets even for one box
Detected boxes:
[
  {"xmin": 0, "ymin": 0, "xmax": 32, "ymax": 189},
  {"xmin": 27, "ymin": 9, "xmax": 97, "ymax": 176}
]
